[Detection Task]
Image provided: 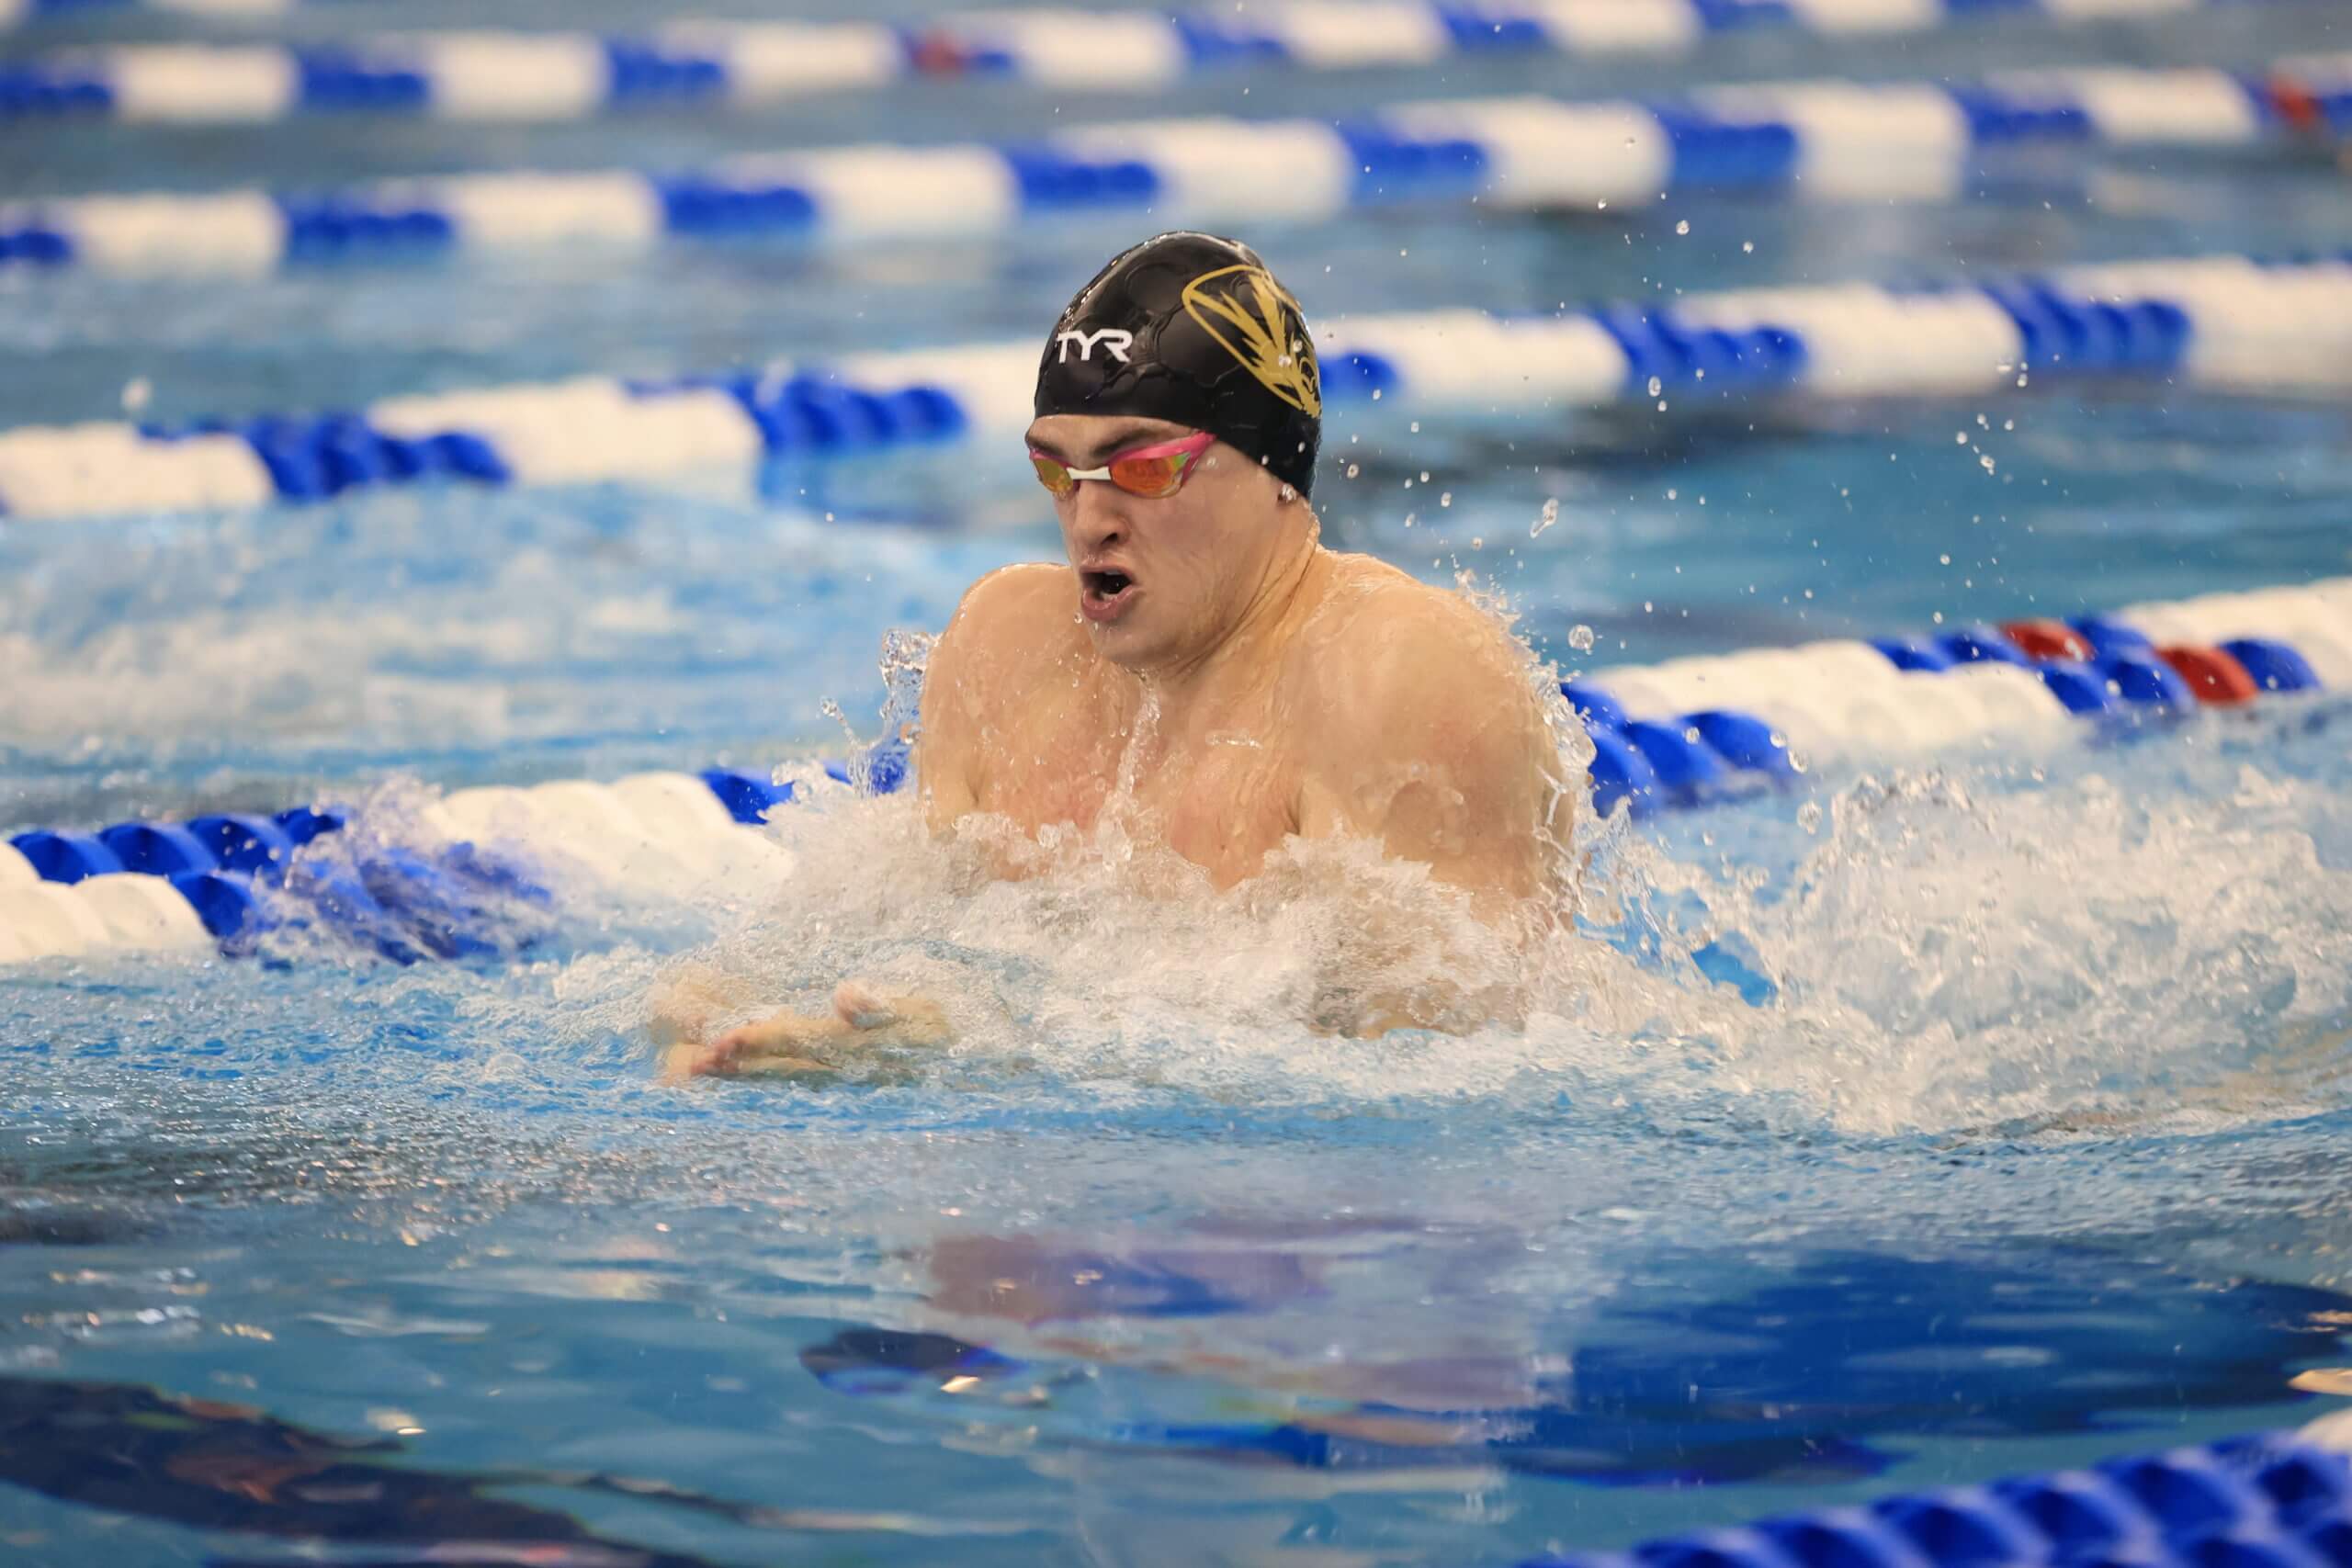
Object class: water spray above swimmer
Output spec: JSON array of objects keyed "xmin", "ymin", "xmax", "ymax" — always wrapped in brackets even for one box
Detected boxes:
[{"xmin": 650, "ymin": 231, "xmax": 1577, "ymax": 1076}]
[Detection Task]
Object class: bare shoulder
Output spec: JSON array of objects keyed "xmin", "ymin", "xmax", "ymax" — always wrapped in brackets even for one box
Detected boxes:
[
  {"xmin": 1283, "ymin": 553, "xmax": 1570, "ymax": 902},
  {"xmin": 920, "ymin": 564, "xmax": 1088, "ymax": 818},
  {"xmin": 1288, "ymin": 554, "xmax": 1539, "ymax": 722},
  {"xmin": 944, "ymin": 561, "xmax": 1078, "ymax": 644},
  {"xmin": 931, "ymin": 564, "xmax": 1086, "ymax": 694}
]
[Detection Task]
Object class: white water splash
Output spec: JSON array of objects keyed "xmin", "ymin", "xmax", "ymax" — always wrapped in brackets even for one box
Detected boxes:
[{"xmin": 636, "ymin": 618, "xmax": 2352, "ymax": 1143}]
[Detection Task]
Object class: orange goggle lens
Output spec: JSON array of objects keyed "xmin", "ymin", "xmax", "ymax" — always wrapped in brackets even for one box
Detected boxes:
[
  {"xmin": 1028, "ymin": 433, "xmax": 1215, "ymax": 502},
  {"xmin": 1105, "ymin": 449, "xmax": 1195, "ymax": 498}
]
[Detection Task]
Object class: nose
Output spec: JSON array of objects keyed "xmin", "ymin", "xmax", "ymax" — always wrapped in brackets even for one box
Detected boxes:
[{"xmin": 1068, "ymin": 480, "xmax": 1128, "ymax": 554}]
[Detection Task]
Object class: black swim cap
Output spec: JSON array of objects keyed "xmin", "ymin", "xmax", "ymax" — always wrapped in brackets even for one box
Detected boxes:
[{"xmin": 1034, "ymin": 231, "xmax": 1321, "ymax": 499}]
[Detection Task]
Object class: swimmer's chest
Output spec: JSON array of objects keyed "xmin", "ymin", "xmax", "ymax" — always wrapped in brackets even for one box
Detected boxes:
[{"xmin": 976, "ymin": 686, "xmax": 1302, "ymax": 887}]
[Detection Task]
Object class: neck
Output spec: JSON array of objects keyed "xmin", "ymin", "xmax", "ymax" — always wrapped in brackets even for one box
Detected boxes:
[{"xmin": 1132, "ymin": 517, "xmax": 1324, "ymax": 723}]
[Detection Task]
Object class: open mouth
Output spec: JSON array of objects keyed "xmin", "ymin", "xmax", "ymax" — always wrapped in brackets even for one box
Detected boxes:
[{"xmin": 1080, "ymin": 569, "xmax": 1137, "ymax": 623}]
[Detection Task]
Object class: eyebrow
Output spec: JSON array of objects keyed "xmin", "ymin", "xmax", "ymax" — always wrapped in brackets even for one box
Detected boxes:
[{"xmin": 1026, "ymin": 423, "xmax": 1175, "ymax": 465}]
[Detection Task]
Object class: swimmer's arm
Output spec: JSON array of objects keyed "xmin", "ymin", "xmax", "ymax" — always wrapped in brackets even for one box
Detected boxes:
[
  {"xmin": 1295, "ymin": 610, "xmax": 1570, "ymax": 1033},
  {"xmin": 913, "ymin": 599, "xmax": 981, "ymax": 834},
  {"xmin": 913, "ymin": 563, "xmax": 1069, "ymax": 834},
  {"xmin": 658, "ymin": 570, "xmax": 1060, "ymax": 1082},
  {"xmin": 1300, "ymin": 607, "xmax": 1566, "ymax": 906}
]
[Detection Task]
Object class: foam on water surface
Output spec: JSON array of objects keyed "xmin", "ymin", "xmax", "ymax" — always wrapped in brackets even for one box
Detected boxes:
[
  {"xmin": 612, "ymin": 698, "xmax": 2352, "ymax": 1135},
  {"xmin": 10, "ymin": 662, "xmax": 2349, "ymax": 1149},
  {"xmin": 5, "ymin": 709, "xmax": 2351, "ymax": 1559},
  {"xmin": 5, "ymin": 633, "xmax": 2352, "ymax": 1560}
]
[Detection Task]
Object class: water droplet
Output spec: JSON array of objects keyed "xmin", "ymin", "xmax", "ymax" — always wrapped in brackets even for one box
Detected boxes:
[
  {"xmin": 1954, "ymin": 432, "xmax": 1969, "ymax": 445},
  {"xmin": 1683, "ymin": 725, "xmax": 1701, "ymax": 744},
  {"xmin": 1408, "ymin": 421, "xmax": 1420, "ymax": 433},
  {"xmin": 1345, "ymin": 463, "xmax": 1360, "ymax": 478},
  {"xmin": 1666, "ymin": 487, "xmax": 1678, "ymax": 501},
  {"xmin": 119, "ymin": 377, "xmax": 151, "ymax": 413},
  {"xmin": 1279, "ymin": 483, "xmax": 1297, "ymax": 501},
  {"xmin": 1939, "ymin": 553, "xmax": 1951, "ymax": 565},
  {"xmin": 1646, "ymin": 376, "xmax": 1663, "ymax": 397},
  {"xmin": 1439, "ymin": 491, "xmax": 1453, "ymax": 507},
  {"xmin": 1674, "ymin": 219, "xmax": 1690, "ymax": 236},
  {"xmin": 1741, "ymin": 241, "xmax": 1754, "ymax": 254},
  {"xmin": 2003, "ymin": 418, "xmax": 2014, "ymax": 431},
  {"xmin": 1419, "ymin": 470, "xmax": 1430, "ymax": 482},
  {"xmin": 1567, "ymin": 624, "xmax": 1596, "ymax": 651},
  {"xmin": 1531, "ymin": 496, "xmax": 1560, "ymax": 537},
  {"xmin": 1470, "ymin": 535, "xmax": 1484, "ymax": 548},
  {"xmin": 1979, "ymin": 455, "xmax": 1996, "ymax": 472},
  {"xmin": 1370, "ymin": 388, "xmax": 1382, "ymax": 400}
]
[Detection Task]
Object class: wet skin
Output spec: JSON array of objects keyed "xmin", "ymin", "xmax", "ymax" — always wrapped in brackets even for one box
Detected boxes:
[
  {"xmin": 659, "ymin": 416, "xmax": 1570, "ymax": 1072},
  {"xmin": 924, "ymin": 414, "xmax": 1569, "ymax": 905}
]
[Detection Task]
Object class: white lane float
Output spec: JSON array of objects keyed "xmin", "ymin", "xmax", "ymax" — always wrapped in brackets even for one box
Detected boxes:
[{"xmin": 2, "ymin": 578, "xmax": 2341, "ymax": 965}]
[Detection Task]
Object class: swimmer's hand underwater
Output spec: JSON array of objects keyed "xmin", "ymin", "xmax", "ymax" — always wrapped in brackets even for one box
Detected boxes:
[{"xmin": 657, "ymin": 978, "xmax": 951, "ymax": 1081}]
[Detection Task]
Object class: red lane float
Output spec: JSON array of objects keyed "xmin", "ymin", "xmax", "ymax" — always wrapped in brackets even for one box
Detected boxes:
[
  {"xmin": 2000, "ymin": 618, "xmax": 2095, "ymax": 662},
  {"xmin": 2157, "ymin": 645, "xmax": 2261, "ymax": 706}
]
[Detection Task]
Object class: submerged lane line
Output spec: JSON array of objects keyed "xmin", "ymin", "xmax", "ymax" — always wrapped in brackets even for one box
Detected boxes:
[{"xmin": 1518, "ymin": 1421, "xmax": 2352, "ymax": 1568}]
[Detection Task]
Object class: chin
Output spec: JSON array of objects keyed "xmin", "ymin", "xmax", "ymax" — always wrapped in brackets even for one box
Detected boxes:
[{"xmin": 1086, "ymin": 618, "xmax": 1166, "ymax": 670}]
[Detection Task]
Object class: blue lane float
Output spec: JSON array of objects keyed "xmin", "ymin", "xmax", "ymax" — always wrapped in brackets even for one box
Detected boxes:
[
  {"xmin": 3, "ymin": 251, "xmax": 2347, "ymax": 524},
  {"xmin": 0, "ymin": 62, "xmax": 2337, "ymax": 279},
  {"xmin": 0, "ymin": 581, "xmax": 2341, "ymax": 966},
  {"xmin": 0, "ymin": 0, "xmax": 325, "ymax": 27},
  {"xmin": 1518, "ymin": 1424, "xmax": 2352, "ymax": 1568},
  {"xmin": 1571, "ymin": 592, "xmax": 2350, "ymax": 818},
  {"xmin": 0, "ymin": 1, "xmax": 2316, "ymax": 118}
]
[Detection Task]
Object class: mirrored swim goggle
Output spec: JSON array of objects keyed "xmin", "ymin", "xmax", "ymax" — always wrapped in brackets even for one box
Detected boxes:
[{"xmin": 1029, "ymin": 431, "xmax": 1216, "ymax": 502}]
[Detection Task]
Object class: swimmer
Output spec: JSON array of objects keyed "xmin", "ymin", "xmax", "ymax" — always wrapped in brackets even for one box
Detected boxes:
[{"xmin": 660, "ymin": 232, "xmax": 1568, "ymax": 1076}]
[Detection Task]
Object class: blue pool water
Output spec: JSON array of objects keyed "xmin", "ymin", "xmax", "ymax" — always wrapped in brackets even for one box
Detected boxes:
[{"xmin": 5, "ymin": 3, "xmax": 2352, "ymax": 1563}]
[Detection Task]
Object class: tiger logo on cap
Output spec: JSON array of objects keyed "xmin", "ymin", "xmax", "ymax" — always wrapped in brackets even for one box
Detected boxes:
[{"xmin": 1180, "ymin": 264, "xmax": 1322, "ymax": 418}]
